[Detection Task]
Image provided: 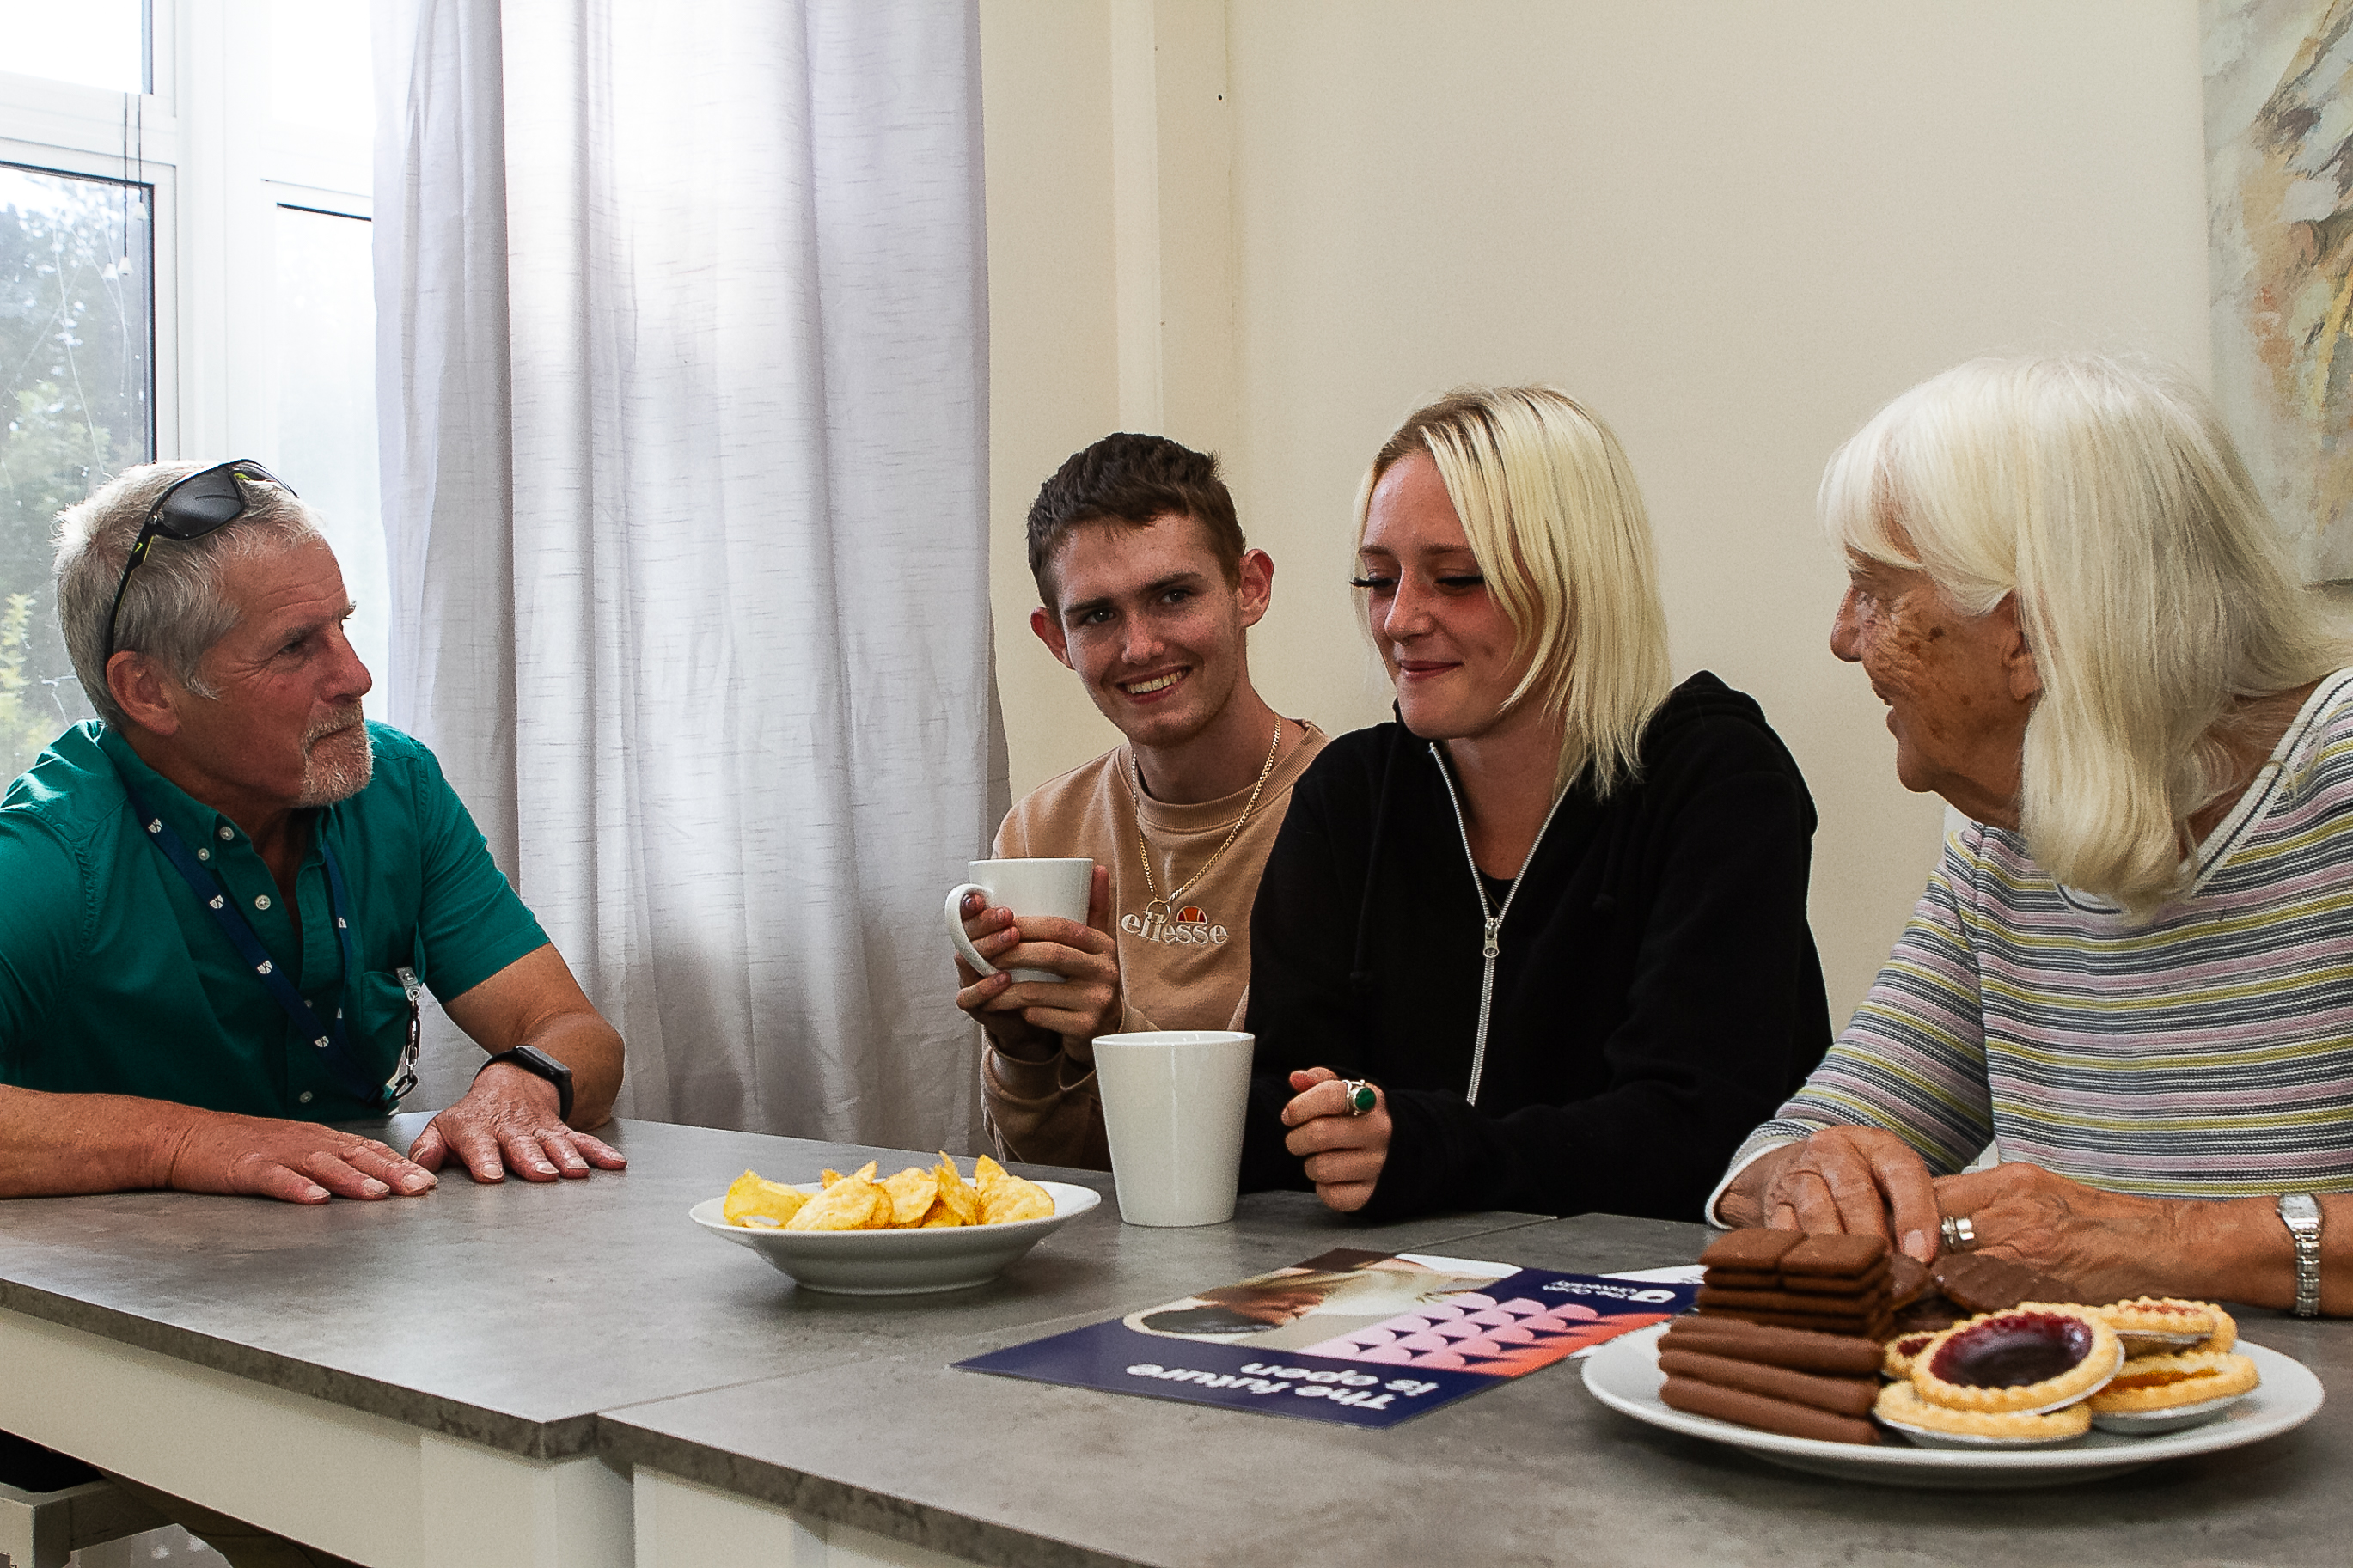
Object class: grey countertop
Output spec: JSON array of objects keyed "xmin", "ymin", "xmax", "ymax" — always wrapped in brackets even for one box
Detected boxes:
[
  {"xmin": 0, "ymin": 1117, "xmax": 1547, "ymax": 1460},
  {"xmin": 9, "ymin": 1123, "xmax": 2339, "ymax": 1565},
  {"xmin": 600, "ymin": 1212, "xmax": 2350, "ymax": 1568}
]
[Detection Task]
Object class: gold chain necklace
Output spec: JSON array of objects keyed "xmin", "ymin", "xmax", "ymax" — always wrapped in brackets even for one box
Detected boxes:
[{"xmin": 1128, "ymin": 723, "xmax": 1284, "ymax": 925}]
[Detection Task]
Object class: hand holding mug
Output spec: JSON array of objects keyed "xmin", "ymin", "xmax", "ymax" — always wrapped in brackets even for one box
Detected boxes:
[
  {"xmin": 950, "ymin": 861, "xmax": 1121, "ymax": 1051},
  {"xmin": 1281, "ymin": 1066, "xmax": 1391, "ymax": 1214}
]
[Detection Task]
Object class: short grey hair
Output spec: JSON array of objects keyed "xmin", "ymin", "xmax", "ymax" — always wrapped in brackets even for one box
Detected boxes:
[{"xmin": 53, "ymin": 461, "xmax": 322, "ymax": 730}]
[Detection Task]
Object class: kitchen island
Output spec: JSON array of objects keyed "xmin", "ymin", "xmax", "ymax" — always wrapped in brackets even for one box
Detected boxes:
[{"xmin": 0, "ymin": 1119, "xmax": 2338, "ymax": 1567}]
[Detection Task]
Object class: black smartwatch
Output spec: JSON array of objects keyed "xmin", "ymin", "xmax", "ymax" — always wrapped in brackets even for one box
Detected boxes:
[{"xmin": 477, "ymin": 1046, "xmax": 574, "ymax": 1122}]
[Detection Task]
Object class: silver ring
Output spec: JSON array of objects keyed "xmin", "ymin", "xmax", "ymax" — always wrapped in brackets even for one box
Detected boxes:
[
  {"xmin": 1340, "ymin": 1079, "xmax": 1377, "ymax": 1116},
  {"xmin": 1940, "ymin": 1214, "xmax": 1977, "ymax": 1251}
]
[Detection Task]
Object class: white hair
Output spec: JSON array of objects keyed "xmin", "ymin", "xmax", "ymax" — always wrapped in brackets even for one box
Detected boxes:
[
  {"xmin": 53, "ymin": 461, "xmax": 321, "ymax": 729},
  {"xmin": 1822, "ymin": 352, "xmax": 2346, "ymax": 913}
]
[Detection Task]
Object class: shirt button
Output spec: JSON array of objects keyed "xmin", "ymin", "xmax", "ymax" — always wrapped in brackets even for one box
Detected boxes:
[
  {"xmin": 297, "ymin": 1090, "xmax": 314, "ymax": 1105},
  {"xmin": 254, "ymin": 894, "xmax": 272, "ymax": 911},
  {"xmin": 217, "ymin": 826, "xmax": 234, "ymax": 841},
  {"xmin": 197, "ymin": 848, "xmax": 211, "ymax": 861}
]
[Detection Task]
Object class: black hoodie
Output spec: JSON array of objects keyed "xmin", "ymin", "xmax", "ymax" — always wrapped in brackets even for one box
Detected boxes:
[{"xmin": 1239, "ymin": 672, "xmax": 1831, "ymax": 1222}]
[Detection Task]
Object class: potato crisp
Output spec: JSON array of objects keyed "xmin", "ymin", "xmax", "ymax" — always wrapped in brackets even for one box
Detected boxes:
[{"xmin": 719, "ymin": 1156, "xmax": 1057, "ymax": 1231}]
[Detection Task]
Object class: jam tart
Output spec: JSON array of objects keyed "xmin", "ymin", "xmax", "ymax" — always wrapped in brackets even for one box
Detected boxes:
[
  {"xmin": 2094, "ymin": 1296, "xmax": 2234, "ymax": 1358},
  {"xmin": 1909, "ymin": 1304, "xmax": 2122, "ymax": 1414},
  {"xmin": 1875, "ymin": 1380, "xmax": 2093, "ymax": 1443},
  {"xmin": 1880, "ymin": 1328, "xmax": 1941, "ymax": 1381},
  {"xmin": 2086, "ymin": 1351, "xmax": 2260, "ymax": 1414},
  {"xmin": 2191, "ymin": 1305, "xmax": 2240, "ymax": 1357}
]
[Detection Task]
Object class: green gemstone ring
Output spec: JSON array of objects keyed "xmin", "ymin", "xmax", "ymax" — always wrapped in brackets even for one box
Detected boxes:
[{"xmin": 1343, "ymin": 1079, "xmax": 1377, "ymax": 1116}]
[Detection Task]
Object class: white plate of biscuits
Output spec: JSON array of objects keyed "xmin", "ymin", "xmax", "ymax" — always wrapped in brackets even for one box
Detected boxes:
[{"xmin": 1582, "ymin": 1322, "xmax": 2323, "ymax": 1488}]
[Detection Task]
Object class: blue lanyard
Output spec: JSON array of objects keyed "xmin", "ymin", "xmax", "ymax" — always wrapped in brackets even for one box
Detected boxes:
[{"xmin": 122, "ymin": 787, "xmax": 396, "ymax": 1112}]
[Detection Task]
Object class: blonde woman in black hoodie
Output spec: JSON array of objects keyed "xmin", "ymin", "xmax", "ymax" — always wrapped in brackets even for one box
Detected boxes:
[{"xmin": 1239, "ymin": 385, "xmax": 1830, "ymax": 1221}]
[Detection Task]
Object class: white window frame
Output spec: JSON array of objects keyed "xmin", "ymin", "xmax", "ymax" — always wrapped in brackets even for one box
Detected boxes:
[
  {"xmin": 0, "ymin": 0, "xmax": 375, "ymax": 473},
  {"xmin": 0, "ymin": 69, "xmax": 180, "ymax": 467}
]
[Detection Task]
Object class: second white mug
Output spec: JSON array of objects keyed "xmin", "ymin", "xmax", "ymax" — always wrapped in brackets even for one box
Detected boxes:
[{"xmin": 1092, "ymin": 1029, "xmax": 1256, "ymax": 1226}]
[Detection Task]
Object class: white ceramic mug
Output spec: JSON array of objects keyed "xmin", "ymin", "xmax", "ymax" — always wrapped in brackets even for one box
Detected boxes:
[
  {"xmin": 944, "ymin": 857, "xmax": 1093, "ymax": 984},
  {"xmin": 1092, "ymin": 1029, "xmax": 1256, "ymax": 1227}
]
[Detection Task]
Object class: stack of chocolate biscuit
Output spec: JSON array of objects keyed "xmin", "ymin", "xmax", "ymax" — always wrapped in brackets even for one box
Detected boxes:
[
  {"xmin": 1691, "ymin": 1229, "xmax": 1895, "ymax": 1340},
  {"xmin": 1657, "ymin": 1316, "xmax": 1886, "ymax": 1445},
  {"xmin": 1651, "ymin": 1229, "xmax": 1898, "ymax": 1446}
]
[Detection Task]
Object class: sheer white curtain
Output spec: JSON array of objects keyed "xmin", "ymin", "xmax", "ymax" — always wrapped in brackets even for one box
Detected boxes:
[{"xmin": 374, "ymin": 0, "xmax": 1001, "ymax": 1148}]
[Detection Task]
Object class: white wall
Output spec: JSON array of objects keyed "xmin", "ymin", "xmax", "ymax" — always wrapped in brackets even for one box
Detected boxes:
[
  {"xmin": 979, "ymin": 0, "xmax": 2212, "ymax": 1029},
  {"xmin": 979, "ymin": 2, "xmax": 1121, "ymax": 788}
]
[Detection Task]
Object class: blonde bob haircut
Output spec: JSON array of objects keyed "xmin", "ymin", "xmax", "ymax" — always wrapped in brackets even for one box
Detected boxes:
[
  {"xmin": 1356, "ymin": 385, "xmax": 1672, "ymax": 799},
  {"xmin": 1822, "ymin": 352, "xmax": 2344, "ymax": 914}
]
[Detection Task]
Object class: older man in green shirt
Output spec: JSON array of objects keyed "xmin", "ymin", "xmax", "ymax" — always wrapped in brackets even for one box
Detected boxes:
[{"xmin": 0, "ymin": 458, "xmax": 626, "ymax": 1203}]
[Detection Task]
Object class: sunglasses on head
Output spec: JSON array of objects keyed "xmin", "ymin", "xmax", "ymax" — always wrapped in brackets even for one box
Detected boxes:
[{"xmin": 103, "ymin": 460, "xmax": 297, "ymax": 663}]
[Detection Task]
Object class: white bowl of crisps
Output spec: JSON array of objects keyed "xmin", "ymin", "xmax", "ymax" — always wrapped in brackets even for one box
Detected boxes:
[{"xmin": 689, "ymin": 1155, "xmax": 1102, "ymax": 1295}]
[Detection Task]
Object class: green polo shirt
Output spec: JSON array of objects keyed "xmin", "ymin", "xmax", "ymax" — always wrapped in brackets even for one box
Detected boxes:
[{"xmin": 0, "ymin": 721, "xmax": 548, "ymax": 1122}]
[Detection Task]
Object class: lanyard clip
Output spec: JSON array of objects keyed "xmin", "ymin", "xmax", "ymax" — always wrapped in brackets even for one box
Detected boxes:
[{"xmin": 388, "ymin": 966, "xmax": 424, "ymax": 1105}]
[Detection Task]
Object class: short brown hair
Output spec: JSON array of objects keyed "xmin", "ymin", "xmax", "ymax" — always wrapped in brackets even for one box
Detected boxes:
[{"xmin": 1026, "ymin": 433, "xmax": 1243, "ymax": 601}]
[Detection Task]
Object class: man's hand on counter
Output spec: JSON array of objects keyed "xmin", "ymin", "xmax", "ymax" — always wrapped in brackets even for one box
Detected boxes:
[
  {"xmin": 411, "ymin": 943, "xmax": 628, "ymax": 1184},
  {"xmin": 407, "ymin": 1065, "xmax": 628, "ymax": 1185},
  {"xmin": 161, "ymin": 1110, "xmax": 441, "ymax": 1204},
  {"xmin": 0, "ymin": 1085, "xmax": 439, "ymax": 1202}
]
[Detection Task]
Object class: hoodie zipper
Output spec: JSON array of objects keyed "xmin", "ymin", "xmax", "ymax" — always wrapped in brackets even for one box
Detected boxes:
[{"xmin": 1430, "ymin": 743, "xmax": 1570, "ymax": 1107}]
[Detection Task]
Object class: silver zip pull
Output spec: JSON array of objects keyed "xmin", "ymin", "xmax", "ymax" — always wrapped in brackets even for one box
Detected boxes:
[{"xmin": 1428, "ymin": 741, "xmax": 1574, "ymax": 1108}]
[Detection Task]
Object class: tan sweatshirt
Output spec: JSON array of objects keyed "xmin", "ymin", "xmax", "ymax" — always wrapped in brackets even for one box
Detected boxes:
[{"xmin": 982, "ymin": 720, "xmax": 1329, "ymax": 1168}]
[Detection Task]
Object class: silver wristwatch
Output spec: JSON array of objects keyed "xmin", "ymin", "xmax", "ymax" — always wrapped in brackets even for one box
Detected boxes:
[{"xmin": 2277, "ymin": 1193, "xmax": 2323, "ymax": 1317}]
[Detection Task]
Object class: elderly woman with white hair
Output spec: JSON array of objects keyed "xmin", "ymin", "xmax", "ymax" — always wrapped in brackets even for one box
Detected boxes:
[
  {"xmin": 1715, "ymin": 352, "xmax": 2353, "ymax": 1317},
  {"xmin": 1239, "ymin": 385, "xmax": 1834, "ymax": 1221}
]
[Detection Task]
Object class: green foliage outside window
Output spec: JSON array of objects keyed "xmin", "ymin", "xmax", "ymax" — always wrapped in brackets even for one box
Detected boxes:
[
  {"xmin": 1, "ymin": 164, "xmax": 152, "ymax": 782},
  {"xmin": 0, "ymin": 593, "xmax": 59, "ymax": 784}
]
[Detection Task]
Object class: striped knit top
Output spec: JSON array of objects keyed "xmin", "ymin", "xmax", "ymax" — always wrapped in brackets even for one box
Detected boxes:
[{"xmin": 1719, "ymin": 667, "xmax": 2353, "ymax": 1204}]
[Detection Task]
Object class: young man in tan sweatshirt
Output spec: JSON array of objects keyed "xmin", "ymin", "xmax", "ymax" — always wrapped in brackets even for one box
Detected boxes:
[{"xmin": 955, "ymin": 435, "xmax": 1326, "ymax": 1168}]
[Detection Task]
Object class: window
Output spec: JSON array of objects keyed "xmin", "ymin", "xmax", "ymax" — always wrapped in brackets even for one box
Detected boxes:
[
  {"xmin": 0, "ymin": 163, "xmax": 151, "ymax": 774},
  {"xmin": 272, "ymin": 201, "xmax": 385, "ymax": 678},
  {"xmin": 259, "ymin": 0, "xmax": 382, "ymax": 683},
  {"xmin": 0, "ymin": 0, "xmax": 382, "ymax": 782},
  {"xmin": 0, "ymin": 1, "xmax": 148, "ymax": 95}
]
